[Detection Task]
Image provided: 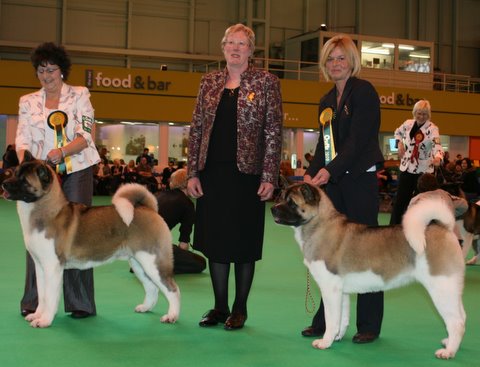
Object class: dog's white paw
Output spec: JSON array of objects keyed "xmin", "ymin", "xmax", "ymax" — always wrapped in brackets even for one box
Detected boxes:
[
  {"xmin": 441, "ymin": 338, "xmax": 448, "ymax": 347},
  {"xmin": 160, "ymin": 313, "xmax": 178, "ymax": 323},
  {"xmin": 435, "ymin": 348, "xmax": 455, "ymax": 359},
  {"xmin": 134, "ymin": 304, "xmax": 151, "ymax": 313},
  {"xmin": 25, "ymin": 312, "xmax": 40, "ymax": 322},
  {"xmin": 29, "ymin": 317, "xmax": 52, "ymax": 328},
  {"xmin": 334, "ymin": 334, "xmax": 344, "ymax": 341},
  {"xmin": 312, "ymin": 338, "xmax": 333, "ymax": 350}
]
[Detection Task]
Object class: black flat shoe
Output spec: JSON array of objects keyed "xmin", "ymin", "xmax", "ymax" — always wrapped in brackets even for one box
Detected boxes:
[
  {"xmin": 224, "ymin": 312, "xmax": 247, "ymax": 330},
  {"xmin": 352, "ymin": 332, "xmax": 379, "ymax": 344},
  {"xmin": 21, "ymin": 309, "xmax": 35, "ymax": 317},
  {"xmin": 301, "ymin": 326, "xmax": 323, "ymax": 337},
  {"xmin": 70, "ymin": 311, "xmax": 92, "ymax": 319},
  {"xmin": 199, "ymin": 309, "xmax": 229, "ymax": 327}
]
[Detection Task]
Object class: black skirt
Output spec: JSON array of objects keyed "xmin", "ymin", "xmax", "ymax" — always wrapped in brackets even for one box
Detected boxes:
[{"xmin": 193, "ymin": 161, "xmax": 265, "ymax": 263}]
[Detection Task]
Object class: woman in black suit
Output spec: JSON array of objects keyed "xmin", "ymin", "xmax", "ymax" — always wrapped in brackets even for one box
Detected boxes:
[{"xmin": 302, "ymin": 34, "xmax": 384, "ymax": 344}]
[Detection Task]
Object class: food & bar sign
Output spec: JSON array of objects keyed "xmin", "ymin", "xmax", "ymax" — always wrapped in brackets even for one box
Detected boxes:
[
  {"xmin": 85, "ymin": 70, "xmax": 171, "ymax": 92},
  {"xmin": 379, "ymin": 92, "xmax": 420, "ymax": 106}
]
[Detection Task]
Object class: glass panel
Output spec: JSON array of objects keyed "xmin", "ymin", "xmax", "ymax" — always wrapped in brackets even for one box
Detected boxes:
[
  {"xmin": 360, "ymin": 41, "xmax": 394, "ymax": 70},
  {"xmin": 301, "ymin": 37, "xmax": 319, "ymax": 68},
  {"xmin": 95, "ymin": 122, "xmax": 159, "ymax": 163},
  {"xmin": 398, "ymin": 44, "xmax": 431, "ymax": 73}
]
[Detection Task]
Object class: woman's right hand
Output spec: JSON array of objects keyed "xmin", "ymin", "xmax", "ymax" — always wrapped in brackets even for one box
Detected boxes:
[{"xmin": 187, "ymin": 177, "xmax": 204, "ymax": 198}]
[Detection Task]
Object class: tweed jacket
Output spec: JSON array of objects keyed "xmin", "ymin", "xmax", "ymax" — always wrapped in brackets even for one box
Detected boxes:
[
  {"xmin": 306, "ymin": 77, "xmax": 384, "ymax": 182},
  {"xmin": 188, "ymin": 66, "xmax": 283, "ymax": 185},
  {"xmin": 16, "ymin": 83, "xmax": 100, "ymax": 173},
  {"xmin": 394, "ymin": 119, "xmax": 443, "ymax": 174}
]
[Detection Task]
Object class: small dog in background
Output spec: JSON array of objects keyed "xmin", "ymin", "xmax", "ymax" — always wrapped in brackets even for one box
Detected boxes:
[
  {"xmin": 417, "ymin": 173, "xmax": 480, "ymax": 264},
  {"xmin": 459, "ymin": 201, "xmax": 480, "ymax": 265},
  {"xmin": 2, "ymin": 152, "xmax": 180, "ymax": 328}
]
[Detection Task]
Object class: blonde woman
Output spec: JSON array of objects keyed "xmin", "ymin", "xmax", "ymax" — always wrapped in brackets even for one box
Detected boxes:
[{"xmin": 303, "ymin": 34, "xmax": 384, "ymax": 344}]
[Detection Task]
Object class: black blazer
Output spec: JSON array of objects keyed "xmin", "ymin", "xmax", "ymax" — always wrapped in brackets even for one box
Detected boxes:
[{"xmin": 306, "ymin": 77, "xmax": 384, "ymax": 182}]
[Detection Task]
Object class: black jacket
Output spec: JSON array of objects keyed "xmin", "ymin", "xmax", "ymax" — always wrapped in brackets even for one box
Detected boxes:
[{"xmin": 306, "ymin": 77, "xmax": 384, "ymax": 182}]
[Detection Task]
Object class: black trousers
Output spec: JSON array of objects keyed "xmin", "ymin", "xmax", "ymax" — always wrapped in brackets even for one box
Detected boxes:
[
  {"xmin": 390, "ymin": 171, "xmax": 421, "ymax": 225},
  {"xmin": 311, "ymin": 172, "xmax": 384, "ymax": 335},
  {"xmin": 20, "ymin": 167, "xmax": 96, "ymax": 314}
]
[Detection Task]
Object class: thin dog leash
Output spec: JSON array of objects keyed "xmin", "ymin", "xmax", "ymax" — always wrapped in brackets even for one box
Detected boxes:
[{"xmin": 305, "ymin": 269, "xmax": 316, "ymax": 314}]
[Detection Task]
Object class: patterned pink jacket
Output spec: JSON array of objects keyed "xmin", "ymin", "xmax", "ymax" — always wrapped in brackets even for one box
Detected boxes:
[{"xmin": 188, "ymin": 66, "xmax": 283, "ymax": 185}]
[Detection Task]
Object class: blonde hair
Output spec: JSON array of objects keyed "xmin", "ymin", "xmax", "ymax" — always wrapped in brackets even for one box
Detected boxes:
[
  {"xmin": 221, "ymin": 23, "xmax": 255, "ymax": 55},
  {"xmin": 412, "ymin": 99, "xmax": 431, "ymax": 120},
  {"xmin": 169, "ymin": 168, "xmax": 188, "ymax": 190},
  {"xmin": 319, "ymin": 34, "xmax": 361, "ymax": 81}
]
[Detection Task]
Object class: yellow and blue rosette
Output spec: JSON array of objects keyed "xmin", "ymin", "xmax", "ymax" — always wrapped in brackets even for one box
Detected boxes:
[
  {"xmin": 319, "ymin": 107, "xmax": 336, "ymax": 164},
  {"xmin": 47, "ymin": 110, "xmax": 72, "ymax": 174}
]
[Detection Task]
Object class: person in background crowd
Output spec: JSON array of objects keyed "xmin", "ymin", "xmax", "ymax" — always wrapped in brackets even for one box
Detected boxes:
[
  {"xmin": 162, "ymin": 160, "xmax": 177, "ymax": 190},
  {"xmin": 16, "ymin": 42, "xmax": 100, "ymax": 319},
  {"xmin": 124, "ymin": 159, "xmax": 137, "ymax": 183},
  {"xmin": 136, "ymin": 156, "xmax": 157, "ymax": 192},
  {"xmin": 2, "ymin": 144, "xmax": 19, "ymax": 169},
  {"xmin": 389, "ymin": 99, "xmax": 443, "ymax": 225},
  {"xmin": 460, "ymin": 158, "xmax": 479, "ymax": 202},
  {"xmin": 110, "ymin": 158, "xmax": 124, "ymax": 193},
  {"xmin": 302, "ymin": 34, "xmax": 384, "ymax": 344},
  {"xmin": 136, "ymin": 147, "xmax": 152, "ymax": 166},
  {"xmin": 443, "ymin": 151, "xmax": 450, "ymax": 166},
  {"xmin": 187, "ymin": 23, "xmax": 282, "ymax": 331},
  {"xmin": 98, "ymin": 146, "xmax": 109, "ymax": 165},
  {"xmin": 93, "ymin": 160, "xmax": 112, "ymax": 195},
  {"xmin": 303, "ymin": 152, "xmax": 313, "ymax": 168}
]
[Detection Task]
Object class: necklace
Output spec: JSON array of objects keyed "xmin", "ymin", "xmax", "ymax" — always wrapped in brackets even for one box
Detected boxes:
[{"xmin": 228, "ymin": 87, "xmax": 238, "ymax": 96}]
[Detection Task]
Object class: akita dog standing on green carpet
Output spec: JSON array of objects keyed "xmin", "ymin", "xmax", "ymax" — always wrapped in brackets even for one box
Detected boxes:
[
  {"xmin": 271, "ymin": 183, "xmax": 465, "ymax": 359},
  {"xmin": 2, "ymin": 151, "xmax": 180, "ymax": 328}
]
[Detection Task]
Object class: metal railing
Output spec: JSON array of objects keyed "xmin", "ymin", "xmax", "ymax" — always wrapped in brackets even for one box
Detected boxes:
[
  {"xmin": 193, "ymin": 57, "xmax": 480, "ymax": 94},
  {"xmin": 1, "ymin": 39, "xmax": 478, "ymax": 94}
]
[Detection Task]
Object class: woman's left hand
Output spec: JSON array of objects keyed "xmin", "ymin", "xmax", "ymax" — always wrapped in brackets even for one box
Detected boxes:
[{"xmin": 257, "ymin": 182, "xmax": 274, "ymax": 201}]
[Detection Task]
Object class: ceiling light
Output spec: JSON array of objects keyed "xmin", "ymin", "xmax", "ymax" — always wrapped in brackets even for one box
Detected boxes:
[
  {"xmin": 361, "ymin": 48, "xmax": 390, "ymax": 55},
  {"xmin": 409, "ymin": 53, "xmax": 430, "ymax": 59}
]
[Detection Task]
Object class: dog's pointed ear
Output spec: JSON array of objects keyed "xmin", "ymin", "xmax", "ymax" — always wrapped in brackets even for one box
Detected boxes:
[
  {"xmin": 23, "ymin": 150, "xmax": 34, "ymax": 162},
  {"xmin": 37, "ymin": 164, "xmax": 53, "ymax": 187},
  {"xmin": 300, "ymin": 183, "xmax": 319, "ymax": 204}
]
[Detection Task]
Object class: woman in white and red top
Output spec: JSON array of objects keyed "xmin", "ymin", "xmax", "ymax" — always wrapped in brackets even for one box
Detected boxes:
[{"xmin": 390, "ymin": 99, "xmax": 444, "ymax": 224}]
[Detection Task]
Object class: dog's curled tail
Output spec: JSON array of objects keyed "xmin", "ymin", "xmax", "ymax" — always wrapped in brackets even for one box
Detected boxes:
[
  {"xmin": 112, "ymin": 183, "xmax": 158, "ymax": 226},
  {"xmin": 402, "ymin": 190, "xmax": 455, "ymax": 255}
]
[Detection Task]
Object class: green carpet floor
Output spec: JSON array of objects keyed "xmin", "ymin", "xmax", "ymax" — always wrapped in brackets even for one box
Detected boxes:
[{"xmin": 0, "ymin": 196, "xmax": 478, "ymax": 367}]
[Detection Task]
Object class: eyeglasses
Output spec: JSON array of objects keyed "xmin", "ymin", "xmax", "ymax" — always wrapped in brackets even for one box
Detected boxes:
[
  {"xmin": 326, "ymin": 56, "xmax": 347, "ymax": 64},
  {"xmin": 37, "ymin": 67, "xmax": 60, "ymax": 74},
  {"xmin": 224, "ymin": 40, "xmax": 249, "ymax": 49}
]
